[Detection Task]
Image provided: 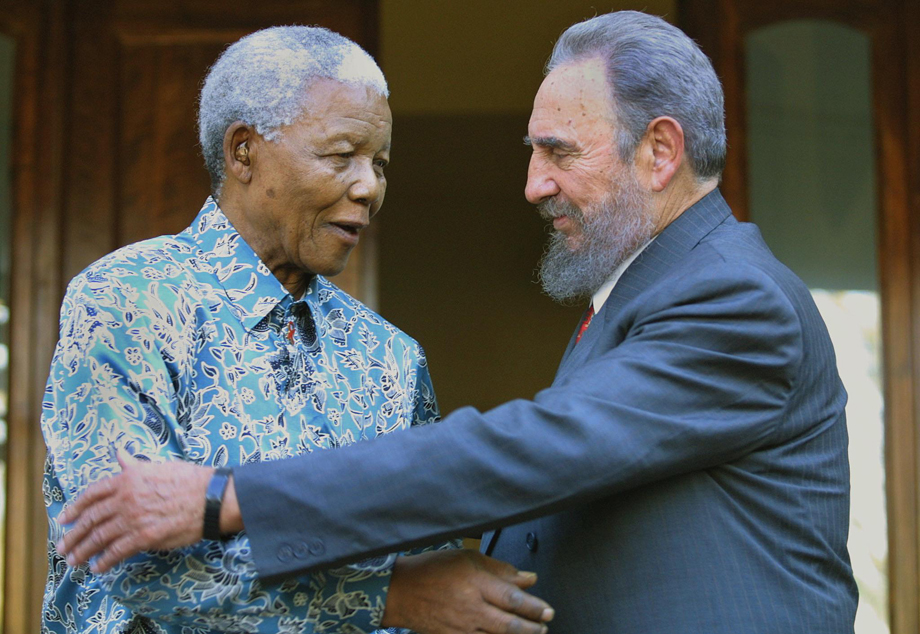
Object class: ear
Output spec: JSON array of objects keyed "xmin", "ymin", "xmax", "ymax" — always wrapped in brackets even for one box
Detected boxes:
[
  {"xmin": 635, "ymin": 116, "xmax": 685, "ymax": 192},
  {"xmin": 222, "ymin": 122, "xmax": 254, "ymax": 185}
]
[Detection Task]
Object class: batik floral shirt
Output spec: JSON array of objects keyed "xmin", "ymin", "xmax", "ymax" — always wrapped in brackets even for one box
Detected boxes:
[{"xmin": 41, "ymin": 198, "xmax": 442, "ymax": 634}]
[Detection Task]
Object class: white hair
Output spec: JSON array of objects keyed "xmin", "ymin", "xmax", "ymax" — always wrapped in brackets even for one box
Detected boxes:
[
  {"xmin": 548, "ymin": 11, "xmax": 726, "ymax": 180},
  {"xmin": 198, "ymin": 25, "xmax": 388, "ymax": 193}
]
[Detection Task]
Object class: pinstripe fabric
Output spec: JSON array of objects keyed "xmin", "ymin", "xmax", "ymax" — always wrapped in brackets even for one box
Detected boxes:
[{"xmin": 236, "ymin": 189, "xmax": 857, "ymax": 633}]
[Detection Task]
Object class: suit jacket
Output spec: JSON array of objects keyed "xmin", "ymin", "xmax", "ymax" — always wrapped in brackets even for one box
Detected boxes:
[{"xmin": 235, "ymin": 189, "xmax": 858, "ymax": 633}]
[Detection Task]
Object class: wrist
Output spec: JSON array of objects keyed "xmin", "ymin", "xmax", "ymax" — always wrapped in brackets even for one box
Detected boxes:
[
  {"xmin": 380, "ymin": 555, "xmax": 409, "ymax": 628},
  {"xmin": 219, "ymin": 474, "xmax": 244, "ymax": 533},
  {"xmin": 203, "ymin": 467, "xmax": 232, "ymax": 540}
]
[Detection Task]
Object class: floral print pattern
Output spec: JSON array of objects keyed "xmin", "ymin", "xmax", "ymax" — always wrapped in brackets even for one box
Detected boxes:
[{"xmin": 41, "ymin": 198, "xmax": 442, "ymax": 633}]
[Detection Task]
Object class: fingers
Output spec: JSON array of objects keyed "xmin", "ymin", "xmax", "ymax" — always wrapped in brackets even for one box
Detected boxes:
[
  {"xmin": 483, "ymin": 578, "xmax": 555, "ymax": 625},
  {"xmin": 480, "ymin": 603, "xmax": 549, "ymax": 634},
  {"xmin": 382, "ymin": 551, "xmax": 555, "ymax": 634},
  {"xmin": 511, "ymin": 570, "xmax": 539, "ymax": 590},
  {"xmin": 464, "ymin": 552, "xmax": 554, "ymax": 623},
  {"xmin": 61, "ymin": 511, "xmax": 125, "ymax": 568},
  {"xmin": 58, "ymin": 476, "xmax": 118, "ymax": 526},
  {"xmin": 89, "ymin": 533, "xmax": 146, "ymax": 574},
  {"xmin": 115, "ymin": 448, "xmax": 140, "ymax": 470},
  {"xmin": 57, "ymin": 492, "xmax": 123, "ymax": 561},
  {"xmin": 476, "ymin": 552, "xmax": 538, "ymax": 588}
]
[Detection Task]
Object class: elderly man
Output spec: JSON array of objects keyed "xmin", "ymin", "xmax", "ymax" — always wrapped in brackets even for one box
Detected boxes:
[
  {"xmin": 41, "ymin": 26, "xmax": 552, "ymax": 634},
  {"xmin": 60, "ymin": 11, "xmax": 859, "ymax": 633}
]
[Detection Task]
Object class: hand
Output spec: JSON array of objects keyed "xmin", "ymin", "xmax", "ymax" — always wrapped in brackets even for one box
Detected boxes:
[
  {"xmin": 56, "ymin": 451, "xmax": 235, "ymax": 572},
  {"xmin": 381, "ymin": 550, "xmax": 554, "ymax": 634}
]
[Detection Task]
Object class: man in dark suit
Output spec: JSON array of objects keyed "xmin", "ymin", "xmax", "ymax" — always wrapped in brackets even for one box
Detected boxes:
[{"xmin": 59, "ymin": 11, "xmax": 858, "ymax": 633}]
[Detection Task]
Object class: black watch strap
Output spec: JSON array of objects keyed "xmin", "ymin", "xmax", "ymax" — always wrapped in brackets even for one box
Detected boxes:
[{"xmin": 203, "ymin": 467, "xmax": 232, "ymax": 541}]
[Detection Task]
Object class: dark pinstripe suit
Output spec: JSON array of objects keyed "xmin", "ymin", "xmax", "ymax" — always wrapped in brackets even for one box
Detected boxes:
[{"xmin": 237, "ymin": 189, "xmax": 858, "ymax": 633}]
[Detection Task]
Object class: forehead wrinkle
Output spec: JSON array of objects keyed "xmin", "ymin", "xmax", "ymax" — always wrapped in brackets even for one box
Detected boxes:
[{"xmin": 306, "ymin": 114, "xmax": 391, "ymax": 149}]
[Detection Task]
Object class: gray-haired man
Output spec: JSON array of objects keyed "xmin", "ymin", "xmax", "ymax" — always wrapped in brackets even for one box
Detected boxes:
[
  {"xmin": 60, "ymin": 11, "xmax": 858, "ymax": 633},
  {"xmin": 41, "ymin": 25, "xmax": 551, "ymax": 634}
]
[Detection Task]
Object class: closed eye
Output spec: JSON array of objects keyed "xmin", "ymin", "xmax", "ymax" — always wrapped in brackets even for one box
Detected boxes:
[{"xmin": 528, "ymin": 135, "xmax": 579, "ymax": 156}]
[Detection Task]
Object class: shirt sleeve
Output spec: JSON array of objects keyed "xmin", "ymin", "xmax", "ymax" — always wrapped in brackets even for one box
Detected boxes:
[
  {"xmin": 377, "ymin": 344, "xmax": 458, "ymax": 634},
  {"xmin": 409, "ymin": 343, "xmax": 440, "ymax": 427},
  {"xmin": 41, "ymin": 278, "xmax": 392, "ymax": 634}
]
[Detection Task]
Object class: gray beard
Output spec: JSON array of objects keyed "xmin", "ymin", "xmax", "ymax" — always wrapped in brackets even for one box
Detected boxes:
[{"xmin": 537, "ymin": 171, "xmax": 656, "ymax": 305}]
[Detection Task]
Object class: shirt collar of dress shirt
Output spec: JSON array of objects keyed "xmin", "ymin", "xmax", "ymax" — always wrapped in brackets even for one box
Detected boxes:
[
  {"xmin": 185, "ymin": 196, "xmax": 301, "ymax": 332},
  {"xmin": 591, "ymin": 237, "xmax": 656, "ymax": 314}
]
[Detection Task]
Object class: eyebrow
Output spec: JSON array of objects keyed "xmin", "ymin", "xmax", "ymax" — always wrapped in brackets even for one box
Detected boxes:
[
  {"xmin": 523, "ymin": 135, "xmax": 578, "ymax": 153},
  {"xmin": 323, "ymin": 134, "xmax": 391, "ymax": 152}
]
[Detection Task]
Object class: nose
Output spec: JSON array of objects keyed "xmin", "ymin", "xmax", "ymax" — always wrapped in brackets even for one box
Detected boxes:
[
  {"xmin": 348, "ymin": 158, "xmax": 384, "ymax": 209},
  {"xmin": 524, "ymin": 154, "xmax": 560, "ymax": 204}
]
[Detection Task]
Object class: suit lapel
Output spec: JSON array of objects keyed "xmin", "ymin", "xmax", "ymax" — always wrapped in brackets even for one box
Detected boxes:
[
  {"xmin": 485, "ymin": 190, "xmax": 732, "ymax": 555},
  {"xmin": 555, "ymin": 188, "xmax": 732, "ymax": 380},
  {"xmin": 553, "ymin": 307, "xmax": 590, "ymax": 384},
  {"xmin": 604, "ymin": 188, "xmax": 732, "ymax": 325}
]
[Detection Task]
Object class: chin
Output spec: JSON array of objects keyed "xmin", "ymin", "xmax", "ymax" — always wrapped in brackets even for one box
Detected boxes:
[
  {"xmin": 565, "ymin": 235, "xmax": 585, "ymax": 251},
  {"xmin": 311, "ymin": 260, "xmax": 350, "ymax": 278}
]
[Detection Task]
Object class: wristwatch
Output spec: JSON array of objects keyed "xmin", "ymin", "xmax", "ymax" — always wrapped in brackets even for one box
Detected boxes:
[{"xmin": 203, "ymin": 467, "xmax": 232, "ymax": 541}]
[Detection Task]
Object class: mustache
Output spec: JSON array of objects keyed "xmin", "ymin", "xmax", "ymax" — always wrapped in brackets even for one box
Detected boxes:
[{"xmin": 537, "ymin": 197, "xmax": 585, "ymax": 224}]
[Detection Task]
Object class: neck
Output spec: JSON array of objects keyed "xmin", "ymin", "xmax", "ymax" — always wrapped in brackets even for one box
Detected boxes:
[
  {"xmin": 215, "ymin": 188, "xmax": 310, "ymax": 297},
  {"xmin": 653, "ymin": 176, "xmax": 719, "ymax": 235}
]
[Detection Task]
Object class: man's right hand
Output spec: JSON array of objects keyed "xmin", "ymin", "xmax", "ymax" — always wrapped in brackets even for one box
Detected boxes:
[{"xmin": 381, "ymin": 549, "xmax": 554, "ymax": 634}]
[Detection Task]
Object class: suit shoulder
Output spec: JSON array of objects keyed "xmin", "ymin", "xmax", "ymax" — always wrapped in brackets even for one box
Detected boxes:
[
  {"xmin": 645, "ymin": 236, "xmax": 805, "ymax": 332},
  {"xmin": 645, "ymin": 224, "xmax": 829, "ymax": 350},
  {"xmin": 699, "ymin": 222, "xmax": 817, "ymax": 310}
]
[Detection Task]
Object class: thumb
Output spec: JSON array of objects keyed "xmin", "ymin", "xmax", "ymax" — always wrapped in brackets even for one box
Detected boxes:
[{"xmin": 115, "ymin": 448, "xmax": 140, "ymax": 471}]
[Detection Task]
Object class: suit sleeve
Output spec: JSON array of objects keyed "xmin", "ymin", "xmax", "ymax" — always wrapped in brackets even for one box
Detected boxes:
[{"xmin": 237, "ymin": 261, "xmax": 804, "ymax": 582}]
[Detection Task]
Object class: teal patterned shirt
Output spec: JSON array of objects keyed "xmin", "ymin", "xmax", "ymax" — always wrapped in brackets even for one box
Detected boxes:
[{"xmin": 41, "ymin": 198, "xmax": 441, "ymax": 634}]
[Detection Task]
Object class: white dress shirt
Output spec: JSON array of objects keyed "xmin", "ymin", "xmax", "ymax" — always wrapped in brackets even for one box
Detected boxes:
[{"xmin": 591, "ymin": 238, "xmax": 656, "ymax": 313}]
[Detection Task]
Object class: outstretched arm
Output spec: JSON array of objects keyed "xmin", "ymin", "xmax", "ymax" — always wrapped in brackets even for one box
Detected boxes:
[
  {"xmin": 59, "ymin": 260, "xmax": 798, "ymax": 585},
  {"xmin": 57, "ymin": 461, "xmax": 553, "ymax": 634}
]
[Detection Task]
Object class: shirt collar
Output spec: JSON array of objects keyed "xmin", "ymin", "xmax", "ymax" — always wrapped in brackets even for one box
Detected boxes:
[
  {"xmin": 591, "ymin": 237, "xmax": 656, "ymax": 314},
  {"xmin": 184, "ymin": 197, "xmax": 291, "ymax": 331}
]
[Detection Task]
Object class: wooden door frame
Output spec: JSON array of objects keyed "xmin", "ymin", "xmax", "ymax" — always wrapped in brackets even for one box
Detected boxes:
[
  {"xmin": 680, "ymin": 1, "xmax": 920, "ymax": 631},
  {"xmin": 0, "ymin": 1, "xmax": 68, "ymax": 632}
]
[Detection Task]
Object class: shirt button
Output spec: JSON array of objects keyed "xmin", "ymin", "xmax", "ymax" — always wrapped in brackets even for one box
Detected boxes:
[
  {"xmin": 277, "ymin": 544, "xmax": 294, "ymax": 562},
  {"xmin": 525, "ymin": 532, "xmax": 538, "ymax": 552},
  {"xmin": 308, "ymin": 539, "xmax": 326, "ymax": 556}
]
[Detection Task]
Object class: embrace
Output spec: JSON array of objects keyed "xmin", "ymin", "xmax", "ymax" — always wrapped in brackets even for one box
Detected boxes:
[{"xmin": 44, "ymin": 11, "xmax": 857, "ymax": 634}]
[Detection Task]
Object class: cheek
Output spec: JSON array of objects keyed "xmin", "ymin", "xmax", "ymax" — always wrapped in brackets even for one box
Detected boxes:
[
  {"xmin": 307, "ymin": 169, "xmax": 351, "ymax": 205},
  {"xmin": 566, "ymin": 166, "xmax": 610, "ymax": 201},
  {"xmin": 371, "ymin": 180, "xmax": 387, "ymax": 215}
]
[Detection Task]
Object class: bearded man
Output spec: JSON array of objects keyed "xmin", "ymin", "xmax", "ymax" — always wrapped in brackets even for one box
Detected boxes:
[{"xmin": 60, "ymin": 11, "xmax": 858, "ymax": 634}]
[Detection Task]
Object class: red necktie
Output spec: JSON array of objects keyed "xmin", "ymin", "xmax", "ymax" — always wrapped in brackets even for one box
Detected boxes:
[{"xmin": 575, "ymin": 305, "xmax": 595, "ymax": 344}]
